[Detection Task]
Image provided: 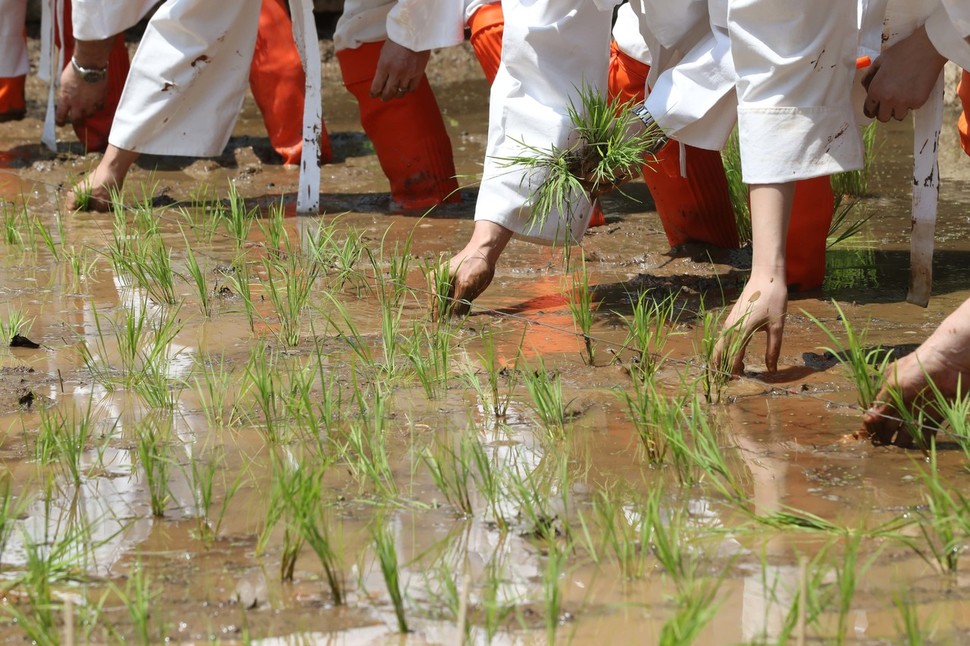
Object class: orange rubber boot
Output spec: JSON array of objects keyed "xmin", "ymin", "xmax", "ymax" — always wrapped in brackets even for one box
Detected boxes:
[
  {"xmin": 0, "ymin": 75, "xmax": 26, "ymax": 122},
  {"xmin": 468, "ymin": 2, "xmax": 503, "ymax": 85},
  {"xmin": 57, "ymin": 0, "xmax": 130, "ymax": 152},
  {"xmin": 608, "ymin": 42, "xmax": 739, "ymax": 248},
  {"xmin": 959, "ymin": 70, "xmax": 970, "ymax": 157},
  {"xmin": 337, "ymin": 40, "xmax": 460, "ymax": 210},
  {"xmin": 784, "ymin": 175, "xmax": 832, "ymax": 292},
  {"xmin": 250, "ymin": 0, "xmax": 331, "ymax": 165}
]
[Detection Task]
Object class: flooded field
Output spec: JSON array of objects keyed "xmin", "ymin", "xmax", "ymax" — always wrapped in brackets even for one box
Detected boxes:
[{"xmin": 3, "ymin": 36, "xmax": 970, "ymax": 645}]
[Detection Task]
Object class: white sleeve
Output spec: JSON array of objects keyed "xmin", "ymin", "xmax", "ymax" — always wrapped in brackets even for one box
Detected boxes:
[
  {"xmin": 72, "ymin": 0, "xmax": 160, "ymax": 41},
  {"xmin": 926, "ymin": 3, "xmax": 970, "ymax": 68},
  {"xmin": 386, "ymin": 0, "xmax": 465, "ymax": 51},
  {"xmin": 634, "ymin": 0, "xmax": 707, "ymax": 49},
  {"xmin": 941, "ymin": 0, "xmax": 970, "ymax": 37}
]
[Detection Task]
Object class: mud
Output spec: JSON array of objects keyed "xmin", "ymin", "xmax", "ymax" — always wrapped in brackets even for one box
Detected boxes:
[{"xmin": 2, "ymin": 31, "xmax": 970, "ymax": 645}]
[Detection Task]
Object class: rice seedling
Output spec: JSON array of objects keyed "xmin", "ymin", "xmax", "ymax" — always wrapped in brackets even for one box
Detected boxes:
[
  {"xmin": 831, "ymin": 121, "xmax": 877, "ymax": 197},
  {"xmin": 805, "ymin": 300, "xmax": 892, "ymax": 410},
  {"xmin": 110, "ymin": 232, "xmax": 180, "ymax": 306},
  {"xmin": 826, "ymin": 194, "xmax": 873, "ymax": 249},
  {"xmin": 480, "ymin": 547, "xmax": 516, "ymax": 643},
  {"xmin": 0, "ymin": 305, "xmax": 33, "ymax": 346},
  {"xmin": 305, "ymin": 218, "xmax": 366, "ymax": 290},
  {"xmin": 244, "ymin": 342, "xmax": 286, "ymax": 444},
  {"xmin": 186, "ymin": 449, "xmax": 247, "ymax": 545},
  {"xmin": 542, "ymin": 538, "xmax": 568, "ymax": 644},
  {"xmin": 522, "ymin": 357, "xmax": 568, "ymax": 437},
  {"xmin": 192, "ymin": 353, "xmax": 242, "ymax": 428},
  {"xmin": 405, "ymin": 321, "xmax": 452, "ymax": 399},
  {"xmin": 697, "ymin": 300, "xmax": 748, "ymax": 405},
  {"xmin": 225, "ymin": 256, "xmax": 257, "ymax": 332},
  {"xmin": 657, "ymin": 577, "xmax": 723, "ymax": 646},
  {"xmin": 502, "ymin": 452, "xmax": 567, "ymax": 541},
  {"xmin": 320, "ymin": 292, "xmax": 376, "ymax": 374},
  {"xmin": 1, "ymin": 198, "xmax": 32, "ymax": 248},
  {"xmin": 893, "ymin": 593, "xmax": 927, "ymax": 646},
  {"xmin": 592, "ymin": 483, "xmax": 651, "ymax": 579},
  {"xmin": 913, "ymin": 442, "xmax": 970, "ymax": 573},
  {"xmin": 134, "ymin": 415, "xmax": 173, "ymax": 517},
  {"xmin": 461, "ymin": 324, "xmax": 524, "ymax": 420},
  {"xmin": 564, "ymin": 251, "xmax": 598, "ymax": 366},
  {"xmin": 772, "ymin": 548, "xmax": 834, "ymax": 644},
  {"xmin": 0, "ymin": 478, "xmax": 24, "ymax": 566},
  {"xmin": 468, "ymin": 436, "xmax": 508, "ymax": 532},
  {"xmin": 831, "ymin": 532, "xmax": 872, "ymax": 646},
  {"xmin": 63, "ymin": 245, "xmax": 99, "ymax": 292},
  {"xmin": 34, "ymin": 400, "xmax": 96, "ymax": 485},
  {"xmin": 225, "ymin": 182, "xmax": 256, "ymax": 251},
  {"xmin": 617, "ymin": 376, "xmax": 682, "ymax": 464},
  {"xmin": 721, "ymin": 130, "xmax": 750, "ymax": 243},
  {"xmin": 500, "ymin": 83, "xmax": 665, "ymax": 229},
  {"xmin": 263, "ymin": 452, "xmax": 345, "ymax": 601},
  {"xmin": 618, "ymin": 290, "xmax": 678, "ymax": 383},
  {"xmin": 182, "ymin": 230, "xmax": 213, "ymax": 317},
  {"xmin": 257, "ymin": 198, "xmax": 288, "ymax": 256},
  {"xmin": 422, "ymin": 434, "xmax": 475, "ymax": 517},
  {"xmin": 118, "ymin": 562, "xmax": 157, "ymax": 645},
  {"xmin": 645, "ymin": 489, "xmax": 695, "ymax": 590},
  {"xmin": 425, "ymin": 254, "xmax": 457, "ymax": 321},
  {"xmin": 340, "ymin": 418, "xmax": 398, "ymax": 499},
  {"xmin": 34, "ymin": 215, "xmax": 62, "ymax": 261},
  {"xmin": 261, "ymin": 239, "xmax": 321, "ymax": 347},
  {"xmin": 371, "ymin": 515, "xmax": 409, "ymax": 633}
]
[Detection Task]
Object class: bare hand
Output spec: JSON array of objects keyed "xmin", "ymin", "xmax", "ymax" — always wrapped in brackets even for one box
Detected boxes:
[
  {"xmin": 861, "ymin": 26, "xmax": 947, "ymax": 122},
  {"xmin": 713, "ymin": 271, "xmax": 788, "ymax": 375},
  {"xmin": 370, "ymin": 39, "xmax": 430, "ymax": 102},
  {"xmin": 55, "ymin": 63, "xmax": 108, "ymax": 126}
]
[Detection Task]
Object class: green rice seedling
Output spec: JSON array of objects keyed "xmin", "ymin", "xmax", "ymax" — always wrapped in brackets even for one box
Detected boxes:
[
  {"xmin": 721, "ymin": 130, "xmax": 750, "ymax": 243},
  {"xmin": 893, "ymin": 593, "xmax": 927, "ymax": 646},
  {"xmin": 617, "ymin": 376, "xmax": 682, "ymax": 464},
  {"xmin": 773, "ymin": 547, "xmax": 834, "ymax": 644},
  {"xmin": 0, "ymin": 198, "xmax": 35, "ymax": 248},
  {"xmin": 501, "ymin": 83, "xmax": 665, "ymax": 229},
  {"xmin": 481, "ymin": 548, "xmax": 516, "ymax": 643},
  {"xmin": 913, "ymin": 442, "xmax": 970, "ymax": 573},
  {"xmin": 832, "ymin": 532, "xmax": 873, "ymax": 646},
  {"xmin": 225, "ymin": 182, "xmax": 256, "ymax": 251},
  {"xmin": 468, "ymin": 436, "xmax": 508, "ymax": 532},
  {"xmin": 831, "ymin": 121, "xmax": 877, "ymax": 197},
  {"xmin": 134, "ymin": 415, "xmax": 172, "ymax": 517},
  {"xmin": 225, "ymin": 257, "xmax": 257, "ymax": 333},
  {"xmin": 120, "ymin": 562, "xmax": 157, "ymax": 645},
  {"xmin": 134, "ymin": 348, "xmax": 185, "ymax": 411},
  {"xmin": 461, "ymin": 324, "xmax": 524, "ymax": 420},
  {"xmin": 522, "ymin": 357, "xmax": 568, "ymax": 437},
  {"xmin": 364, "ymin": 241, "xmax": 411, "ymax": 378},
  {"xmin": 0, "ymin": 305, "xmax": 32, "ymax": 346},
  {"xmin": 257, "ymin": 199, "xmax": 288, "ymax": 256},
  {"xmin": 186, "ymin": 450, "xmax": 247, "ymax": 545},
  {"xmin": 244, "ymin": 343, "xmax": 286, "ymax": 444},
  {"xmin": 405, "ymin": 321, "xmax": 452, "ymax": 400},
  {"xmin": 542, "ymin": 538, "xmax": 568, "ymax": 644},
  {"xmin": 697, "ymin": 301, "xmax": 748, "ymax": 405},
  {"xmin": 63, "ymin": 245, "xmax": 99, "ymax": 293},
  {"xmin": 261, "ymin": 245, "xmax": 321, "ymax": 347},
  {"xmin": 0, "ymin": 478, "xmax": 24, "ymax": 566},
  {"xmin": 618, "ymin": 290, "xmax": 678, "ymax": 383},
  {"xmin": 181, "ymin": 230, "xmax": 213, "ymax": 317},
  {"xmin": 805, "ymin": 300, "xmax": 891, "ymax": 410},
  {"xmin": 34, "ymin": 215, "xmax": 62, "ymax": 261},
  {"xmin": 421, "ymin": 433, "xmax": 474, "ymax": 517},
  {"xmin": 425, "ymin": 254, "xmax": 456, "ymax": 321},
  {"xmin": 826, "ymin": 194, "xmax": 873, "ymax": 249},
  {"xmin": 372, "ymin": 516, "xmax": 409, "ymax": 633},
  {"xmin": 319, "ymin": 292, "xmax": 376, "ymax": 373},
  {"xmin": 340, "ymin": 419, "xmax": 398, "ymax": 499},
  {"xmin": 502, "ymin": 454, "xmax": 564, "ymax": 541},
  {"xmin": 35, "ymin": 400, "xmax": 96, "ymax": 485},
  {"xmin": 267, "ymin": 453, "xmax": 345, "ymax": 601},
  {"xmin": 304, "ymin": 219, "xmax": 366, "ymax": 290},
  {"xmin": 676, "ymin": 397, "xmax": 745, "ymax": 499},
  {"xmin": 192, "ymin": 353, "xmax": 244, "ymax": 428},
  {"xmin": 188, "ymin": 182, "xmax": 217, "ymax": 209},
  {"xmin": 111, "ymin": 233, "xmax": 180, "ymax": 306},
  {"xmin": 286, "ymin": 335, "xmax": 342, "ymax": 447},
  {"xmin": 645, "ymin": 489, "xmax": 695, "ymax": 591},
  {"xmin": 657, "ymin": 577, "xmax": 723, "ymax": 646},
  {"xmin": 593, "ymin": 483, "xmax": 651, "ymax": 580},
  {"xmin": 564, "ymin": 251, "xmax": 598, "ymax": 366}
]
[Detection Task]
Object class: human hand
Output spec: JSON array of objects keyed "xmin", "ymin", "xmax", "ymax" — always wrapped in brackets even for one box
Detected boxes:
[
  {"xmin": 861, "ymin": 26, "xmax": 948, "ymax": 122},
  {"xmin": 370, "ymin": 38, "xmax": 430, "ymax": 102},
  {"xmin": 55, "ymin": 61, "xmax": 108, "ymax": 126},
  {"xmin": 713, "ymin": 270, "xmax": 788, "ymax": 375}
]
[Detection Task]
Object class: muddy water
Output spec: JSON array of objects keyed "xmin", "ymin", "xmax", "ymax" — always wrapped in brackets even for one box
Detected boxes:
[{"xmin": 2, "ymin": 36, "xmax": 970, "ymax": 645}]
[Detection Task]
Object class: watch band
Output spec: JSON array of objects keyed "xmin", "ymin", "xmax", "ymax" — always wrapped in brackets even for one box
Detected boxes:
[{"xmin": 70, "ymin": 57, "xmax": 108, "ymax": 83}]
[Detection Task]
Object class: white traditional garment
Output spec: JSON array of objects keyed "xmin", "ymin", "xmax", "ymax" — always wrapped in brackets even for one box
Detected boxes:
[
  {"xmin": 71, "ymin": 0, "xmax": 159, "ymax": 40},
  {"xmin": 474, "ymin": 0, "xmax": 617, "ymax": 245},
  {"xmin": 334, "ymin": 0, "xmax": 465, "ymax": 52},
  {"xmin": 0, "ymin": 0, "xmax": 29, "ymax": 78},
  {"xmin": 637, "ymin": 0, "xmax": 862, "ymax": 185},
  {"xmin": 104, "ymin": 0, "xmax": 261, "ymax": 156},
  {"xmin": 612, "ymin": 3, "xmax": 652, "ymax": 67}
]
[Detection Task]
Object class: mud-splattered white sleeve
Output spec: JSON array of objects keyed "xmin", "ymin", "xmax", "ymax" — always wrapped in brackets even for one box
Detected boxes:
[
  {"xmin": 926, "ymin": 3, "xmax": 970, "ymax": 68},
  {"xmin": 386, "ymin": 0, "xmax": 465, "ymax": 51},
  {"xmin": 72, "ymin": 0, "xmax": 159, "ymax": 40}
]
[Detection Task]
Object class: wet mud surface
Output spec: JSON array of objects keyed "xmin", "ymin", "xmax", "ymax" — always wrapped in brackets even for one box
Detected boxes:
[{"xmin": 2, "ymin": 35, "xmax": 970, "ymax": 644}]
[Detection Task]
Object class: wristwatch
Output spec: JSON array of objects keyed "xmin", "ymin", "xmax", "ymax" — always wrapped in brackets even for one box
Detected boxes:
[{"xmin": 70, "ymin": 57, "xmax": 108, "ymax": 83}]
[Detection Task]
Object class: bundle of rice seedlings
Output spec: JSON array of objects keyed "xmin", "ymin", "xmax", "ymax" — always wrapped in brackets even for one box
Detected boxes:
[{"xmin": 500, "ymin": 83, "xmax": 665, "ymax": 229}]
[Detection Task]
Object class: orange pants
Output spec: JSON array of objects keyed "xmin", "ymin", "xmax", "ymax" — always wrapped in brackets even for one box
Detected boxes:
[
  {"xmin": 959, "ymin": 70, "xmax": 970, "ymax": 157},
  {"xmin": 0, "ymin": 74, "xmax": 26, "ymax": 121},
  {"xmin": 337, "ymin": 40, "xmax": 460, "ymax": 210}
]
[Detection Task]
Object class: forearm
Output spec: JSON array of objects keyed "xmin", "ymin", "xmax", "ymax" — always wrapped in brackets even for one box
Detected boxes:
[
  {"xmin": 72, "ymin": 39, "xmax": 116, "ymax": 69},
  {"xmin": 749, "ymin": 183, "xmax": 795, "ymax": 275}
]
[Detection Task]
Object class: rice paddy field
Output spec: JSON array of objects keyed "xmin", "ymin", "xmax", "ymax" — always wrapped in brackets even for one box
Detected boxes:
[{"xmin": 2, "ymin": 38, "xmax": 970, "ymax": 645}]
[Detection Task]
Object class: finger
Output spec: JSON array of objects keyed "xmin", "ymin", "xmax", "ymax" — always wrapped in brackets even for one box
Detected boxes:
[
  {"xmin": 381, "ymin": 76, "xmax": 403, "ymax": 102},
  {"xmin": 369, "ymin": 73, "xmax": 389, "ymax": 99},
  {"xmin": 863, "ymin": 403, "xmax": 903, "ymax": 444},
  {"xmin": 55, "ymin": 101, "xmax": 69, "ymax": 127},
  {"xmin": 860, "ymin": 64, "xmax": 877, "ymax": 91},
  {"xmin": 764, "ymin": 318, "xmax": 785, "ymax": 373},
  {"xmin": 731, "ymin": 343, "xmax": 746, "ymax": 376},
  {"xmin": 863, "ymin": 99, "xmax": 878, "ymax": 120}
]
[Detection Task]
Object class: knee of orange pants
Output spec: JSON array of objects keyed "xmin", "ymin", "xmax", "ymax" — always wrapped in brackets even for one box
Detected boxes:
[
  {"xmin": 468, "ymin": 2, "xmax": 504, "ymax": 85},
  {"xmin": 0, "ymin": 75, "xmax": 26, "ymax": 120},
  {"xmin": 959, "ymin": 70, "xmax": 970, "ymax": 157},
  {"xmin": 337, "ymin": 41, "xmax": 460, "ymax": 210},
  {"xmin": 250, "ymin": 0, "xmax": 331, "ymax": 166}
]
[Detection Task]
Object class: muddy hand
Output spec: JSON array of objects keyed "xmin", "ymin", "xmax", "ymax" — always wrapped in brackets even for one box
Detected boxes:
[
  {"xmin": 863, "ymin": 300, "xmax": 970, "ymax": 446},
  {"xmin": 713, "ymin": 272, "xmax": 787, "ymax": 375}
]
